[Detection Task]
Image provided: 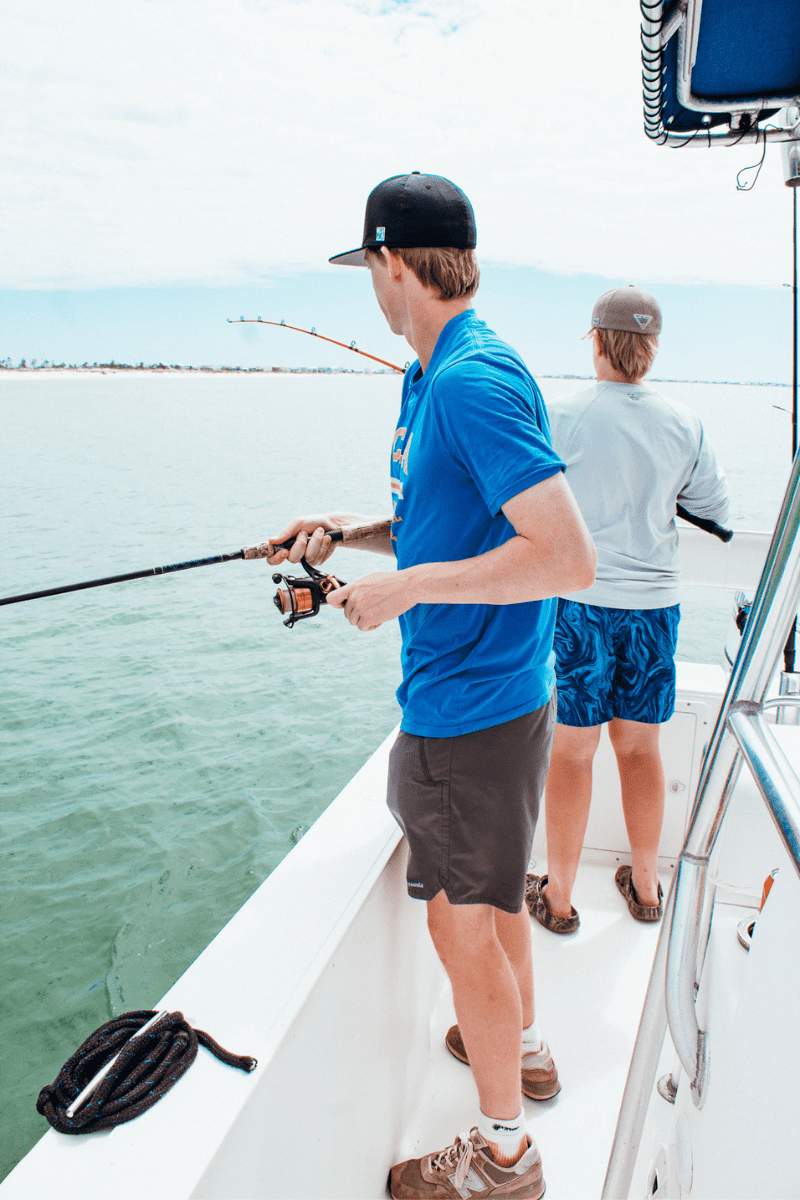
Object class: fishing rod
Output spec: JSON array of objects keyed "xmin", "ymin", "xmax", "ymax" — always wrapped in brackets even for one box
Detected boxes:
[
  {"xmin": 676, "ymin": 504, "xmax": 732, "ymax": 543},
  {"xmin": 1, "ymin": 504, "xmax": 730, "ymax": 633},
  {"xmin": 228, "ymin": 317, "xmax": 407, "ymax": 374},
  {"xmin": 230, "ymin": 321, "xmax": 730, "ymax": 544},
  {"xmin": 0, "ymin": 521, "xmax": 391, "ymax": 629},
  {"xmin": 2, "ymin": 311, "xmax": 732, "ymax": 625}
]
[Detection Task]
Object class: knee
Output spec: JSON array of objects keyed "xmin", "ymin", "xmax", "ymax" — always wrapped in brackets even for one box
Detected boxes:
[
  {"xmin": 611, "ymin": 735, "xmax": 658, "ymax": 763},
  {"xmin": 427, "ymin": 903, "xmax": 494, "ymax": 972},
  {"xmin": 608, "ymin": 720, "xmax": 660, "ymax": 760},
  {"xmin": 610, "ymin": 736, "xmax": 634, "ymax": 762},
  {"xmin": 550, "ymin": 733, "xmax": 600, "ymax": 769}
]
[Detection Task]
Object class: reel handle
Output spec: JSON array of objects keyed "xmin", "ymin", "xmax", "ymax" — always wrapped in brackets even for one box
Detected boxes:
[{"xmin": 271, "ymin": 559, "xmax": 346, "ymax": 628}]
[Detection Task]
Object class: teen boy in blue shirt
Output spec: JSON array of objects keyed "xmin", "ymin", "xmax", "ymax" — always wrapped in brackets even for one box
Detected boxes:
[{"xmin": 267, "ymin": 173, "xmax": 595, "ymax": 1199}]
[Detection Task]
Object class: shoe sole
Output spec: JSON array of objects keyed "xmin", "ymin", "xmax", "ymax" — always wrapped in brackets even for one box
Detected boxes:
[
  {"xmin": 445, "ymin": 1035, "xmax": 562, "ymax": 1100},
  {"xmin": 388, "ymin": 1167, "xmax": 547, "ymax": 1200},
  {"xmin": 522, "ymin": 1077, "xmax": 562, "ymax": 1101}
]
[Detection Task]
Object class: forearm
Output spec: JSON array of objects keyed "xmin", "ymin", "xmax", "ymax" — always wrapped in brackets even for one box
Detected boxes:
[
  {"xmin": 402, "ymin": 475, "xmax": 596, "ymax": 606},
  {"xmin": 401, "ymin": 532, "xmax": 594, "ymax": 607},
  {"xmin": 338, "ymin": 519, "xmax": 394, "ymax": 557},
  {"xmin": 678, "ymin": 437, "xmax": 730, "ymax": 523},
  {"xmin": 326, "ymin": 474, "xmax": 596, "ymax": 631},
  {"xmin": 355, "ymin": 535, "xmax": 395, "ymax": 557},
  {"xmin": 677, "ymin": 490, "xmax": 730, "ymax": 524}
]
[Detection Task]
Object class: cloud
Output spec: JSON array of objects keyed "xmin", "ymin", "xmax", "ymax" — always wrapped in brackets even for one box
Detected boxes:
[{"xmin": 0, "ymin": 0, "xmax": 792, "ymax": 290}]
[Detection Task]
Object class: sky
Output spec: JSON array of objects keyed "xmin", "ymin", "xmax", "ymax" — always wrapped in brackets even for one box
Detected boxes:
[{"xmin": 0, "ymin": 0, "xmax": 797, "ymax": 381}]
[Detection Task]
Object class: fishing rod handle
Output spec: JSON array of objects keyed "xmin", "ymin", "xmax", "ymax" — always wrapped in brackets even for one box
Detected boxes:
[
  {"xmin": 676, "ymin": 504, "xmax": 733, "ymax": 543},
  {"xmin": 242, "ymin": 519, "xmax": 391, "ymax": 559}
]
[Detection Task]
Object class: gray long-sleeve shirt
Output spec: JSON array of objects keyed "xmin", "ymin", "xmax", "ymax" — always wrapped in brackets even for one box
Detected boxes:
[{"xmin": 548, "ymin": 381, "xmax": 729, "ymax": 609}]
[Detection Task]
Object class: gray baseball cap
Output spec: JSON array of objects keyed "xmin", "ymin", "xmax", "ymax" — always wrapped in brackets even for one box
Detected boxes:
[{"xmin": 591, "ymin": 286, "xmax": 662, "ymax": 335}]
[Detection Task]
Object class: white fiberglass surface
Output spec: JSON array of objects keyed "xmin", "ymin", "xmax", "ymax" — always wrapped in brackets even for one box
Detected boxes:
[
  {"xmin": 631, "ymin": 729, "xmax": 800, "ymax": 1200},
  {"xmin": 3, "ymin": 671, "xmax": 750, "ymax": 1200},
  {"xmin": 396, "ymin": 858, "xmax": 671, "ymax": 1200}
]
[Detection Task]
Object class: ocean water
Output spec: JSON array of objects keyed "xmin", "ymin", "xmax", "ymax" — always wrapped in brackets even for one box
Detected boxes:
[{"xmin": 0, "ymin": 370, "xmax": 791, "ymax": 1179}]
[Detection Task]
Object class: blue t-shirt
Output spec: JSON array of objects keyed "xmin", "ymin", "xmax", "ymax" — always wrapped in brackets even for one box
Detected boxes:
[{"xmin": 391, "ymin": 310, "xmax": 564, "ymax": 737}]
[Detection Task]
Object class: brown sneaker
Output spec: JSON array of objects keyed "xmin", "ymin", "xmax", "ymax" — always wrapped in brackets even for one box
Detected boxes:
[
  {"xmin": 389, "ymin": 1128, "xmax": 545, "ymax": 1199},
  {"xmin": 525, "ymin": 873, "xmax": 579, "ymax": 934},
  {"xmin": 615, "ymin": 865, "xmax": 663, "ymax": 922},
  {"xmin": 445, "ymin": 1025, "xmax": 561, "ymax": 1100}
]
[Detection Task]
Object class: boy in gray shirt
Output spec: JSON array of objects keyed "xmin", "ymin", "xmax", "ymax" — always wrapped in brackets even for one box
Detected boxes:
[{"xmin": 527, "ymin": 286, "xmax": 728, "ymax": 932}]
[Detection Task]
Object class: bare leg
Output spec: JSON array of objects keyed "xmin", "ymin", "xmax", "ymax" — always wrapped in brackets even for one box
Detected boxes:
[
  {"xmin": 543, "ymin": 722, "xmax": 602, "ymax": 918},
  {"xmin": 494, "ymin": 907, "xmax": 535, "ymax": 1028},
  {"xmin": 427, "ymin": 892, "xmax": 523, "ymax": 1121},
  {"xmin": 608, "ymin": 718, "xmax": 664, "ymax": 907}
]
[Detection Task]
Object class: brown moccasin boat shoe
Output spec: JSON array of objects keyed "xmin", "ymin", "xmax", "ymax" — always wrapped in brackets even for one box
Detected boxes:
[
  {"xmin": 389, "ymin": 1127, "xmax": 545, "ymax": 1199},
  {"xmin": 615, "ymin": 864, "xmax": 663, "ymax": 922},
  {"xmin": 445, "ymin": 1025, "xmax": 561, "ymax": 1100},
  {"xmin": 525, "ymin": 873, "xmax": 579, "ymax": 934}
]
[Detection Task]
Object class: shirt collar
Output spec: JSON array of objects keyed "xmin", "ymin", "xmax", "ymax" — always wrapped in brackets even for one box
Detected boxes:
[{"xmin": 411, "ymin": 309, "xmax": 478, "ymax": 382}]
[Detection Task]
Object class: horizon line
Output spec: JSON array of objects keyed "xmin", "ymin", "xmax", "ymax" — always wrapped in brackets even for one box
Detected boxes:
[{"xmin": 0, "ymin": 363, "xmax": 791, "ymax": 388}]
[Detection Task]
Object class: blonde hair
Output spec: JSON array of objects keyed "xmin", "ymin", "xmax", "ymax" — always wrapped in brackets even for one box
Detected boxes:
[
  {"xmin": 366, "ymin": 246, "xmax": 479, "ymax": 300},
  {"xmin": 592, "ymin": 326, "xmax": 658, "ymax": 382}
]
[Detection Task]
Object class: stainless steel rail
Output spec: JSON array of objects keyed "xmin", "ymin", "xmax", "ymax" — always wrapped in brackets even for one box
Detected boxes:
[
  {"xmin": 727, "ymin": 709, "xmax": 800, "ymax": 866},
  {"xmin": 603, "ymin": 442, "xmax": 800, "ymax": 1197}
]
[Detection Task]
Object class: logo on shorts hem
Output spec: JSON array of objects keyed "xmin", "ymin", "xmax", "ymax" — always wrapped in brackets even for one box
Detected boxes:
[{"xmin": 408, "ymin": 881, "xmax": 424, "ymax": 888}]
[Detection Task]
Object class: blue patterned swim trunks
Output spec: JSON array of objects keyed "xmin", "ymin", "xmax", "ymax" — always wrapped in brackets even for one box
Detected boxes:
[{"xmin": 553, "ymin": 598, "xmax": 680, "ymax": 727}]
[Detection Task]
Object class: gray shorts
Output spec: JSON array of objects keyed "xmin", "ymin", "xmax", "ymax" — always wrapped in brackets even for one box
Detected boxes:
[{"xmin": 387, "ymin": 695, "xmax": 556, "ymax": 914}]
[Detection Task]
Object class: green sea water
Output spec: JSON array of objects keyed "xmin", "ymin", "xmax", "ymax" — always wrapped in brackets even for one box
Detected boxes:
[{"xmin": 0, "ymin": 370, "xmax": 790, "ymax": 1179}]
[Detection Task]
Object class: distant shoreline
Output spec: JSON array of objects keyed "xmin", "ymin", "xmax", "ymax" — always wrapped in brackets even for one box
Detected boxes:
[
  {"xmin": 0, "ymin": 363, "xmax": 790, "ymax": 387},
  {"xmin": 0, "ymin": 363, "xmax": 396, "ymax": 376}
]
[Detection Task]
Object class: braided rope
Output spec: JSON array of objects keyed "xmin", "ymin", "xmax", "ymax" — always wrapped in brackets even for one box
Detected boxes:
[{"xmin": 36, "ymin": 1009, "xmax": 256, "ymax": 1135}]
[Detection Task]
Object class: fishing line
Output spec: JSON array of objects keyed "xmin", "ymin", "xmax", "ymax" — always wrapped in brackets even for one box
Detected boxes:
[
  {"xmin": 785, "ymin": 183, "xmax": 798, "ymax": 672},
  {"xmin": 736, "ymin": 124, "xmax": 781, "ymax": 191}
]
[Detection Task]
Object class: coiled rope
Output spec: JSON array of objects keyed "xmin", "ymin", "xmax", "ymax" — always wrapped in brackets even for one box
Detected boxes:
[{"xmin": 36, "ymin": 1009, "xmax": 256, "ymax": 1135}]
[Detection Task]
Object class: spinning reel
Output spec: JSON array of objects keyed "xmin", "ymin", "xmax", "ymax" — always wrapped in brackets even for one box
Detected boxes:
[{"xmin": 272, "ymin": 557, "xmax": 346, "ymax": 628}]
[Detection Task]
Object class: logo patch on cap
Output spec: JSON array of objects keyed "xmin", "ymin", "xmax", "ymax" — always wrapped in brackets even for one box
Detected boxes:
[
  {"xmin": 632, "ymin": 313, "xmax": 652, "ymax": 330},
  {"xmin": 376, "ymin": 226, "xmax": 385, "ymax": 242},
  {"xmin": 592, "ymin": 316, "xmax": 600, "ymax": 325}
]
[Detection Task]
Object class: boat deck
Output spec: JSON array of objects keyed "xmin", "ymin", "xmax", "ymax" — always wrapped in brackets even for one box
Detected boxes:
[
  {"xmin": 394, "ymin": 849, "xmax": 758, "ymax": 1200},
  {"xmin": 396, "ymin": 856, "xmax": 672, "ymax": 1200},
  {"xmin": 1, "ymin": 681, "xmax": 772, "ymax": 1200}
]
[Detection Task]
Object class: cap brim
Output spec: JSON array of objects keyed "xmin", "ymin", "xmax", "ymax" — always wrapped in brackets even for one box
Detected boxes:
[{"xmin": 328, "ymin": 246, "xmax": 369, "ymax": 267}]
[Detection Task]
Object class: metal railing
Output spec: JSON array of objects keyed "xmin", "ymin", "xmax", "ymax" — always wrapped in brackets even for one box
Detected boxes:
[{"xmin": 603, "ymin": 441, "xmax": 800, "ymax": 1197}]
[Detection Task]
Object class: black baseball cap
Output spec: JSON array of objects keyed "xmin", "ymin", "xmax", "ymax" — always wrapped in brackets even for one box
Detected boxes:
[{"xmin": 329, "ymin": 172, "xmax": 477, "ymax": 267}]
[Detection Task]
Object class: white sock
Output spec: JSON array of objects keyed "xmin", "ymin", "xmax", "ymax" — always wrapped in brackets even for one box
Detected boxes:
[
  {"xmin": 478, "ymin": 1108, "xmax": 528, "ymax": 1165},
  {"xmin": 521, "ymin": 1018, "xmax": 542, "ymax": 1053}
]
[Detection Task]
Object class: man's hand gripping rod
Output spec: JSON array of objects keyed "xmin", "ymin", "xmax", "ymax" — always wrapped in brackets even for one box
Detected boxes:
[{"xmin": 247, "ymin": 521, "xmax": 390, "ymax": 628}]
